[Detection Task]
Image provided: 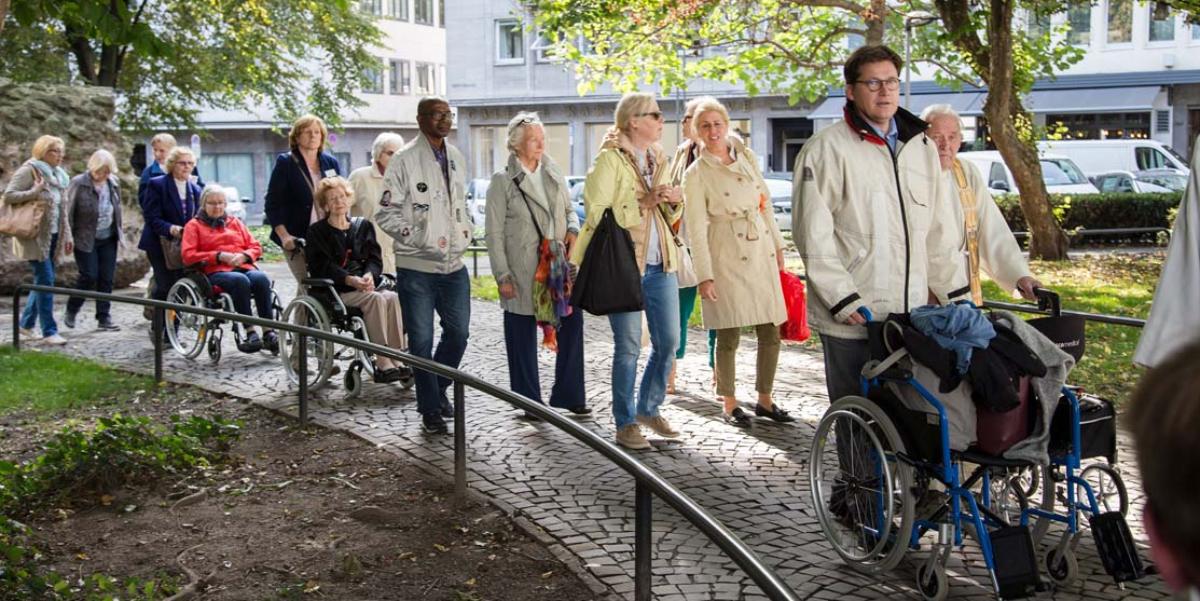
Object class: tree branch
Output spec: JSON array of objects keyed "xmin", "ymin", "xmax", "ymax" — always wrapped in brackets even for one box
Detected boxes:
[
  {"xmin": 117, "ymin": 0, "xmax": 154, "ymax": 73},
  {"xmin": 64, "ymin": 22, "xmax": 98, "ymax": 84},
  {"xmin": 914, "ymin": 57, "xmax": 980, "ymax": 88}
]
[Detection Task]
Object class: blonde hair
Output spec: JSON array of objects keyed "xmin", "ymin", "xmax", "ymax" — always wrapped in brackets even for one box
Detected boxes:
[
  {"xmin": 150, "ymin": 133, "xmax": 177, "ymax": 149},
  {"xmin": 506, "ymin": 111, "xmax": 544, "ymax": 154},
  {"xmin": 31, "ymin": 135, "xmax": 65, "ymax": 160},
  {"xmin": 314, "ymin": 176, "xmax": 354, "ymax": 212},
  {"xmin": 611, "ymin": 92, "xmax": 658, "ymax": 136},
  {"xmin": 87, "ymin": 149, "xmax": 119, "ymax": 177},
  {"xmin": 691, "ymin": 98, "xmax": 730, "ymax": 128},
  {"xmin": 288, "ymin": 114, "xmax": 328, "ymax": 151},
  {"xmin": 164, "ymin": 146, "xmax": 196, "ymax": 175},
  {"xmin": 682, "ymin": 95, "xmax": 718, "ymax": 138}
]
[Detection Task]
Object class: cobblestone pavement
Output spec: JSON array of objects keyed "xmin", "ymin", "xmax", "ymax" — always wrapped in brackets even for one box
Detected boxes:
[{"xmin": 2, "ymin": 263, "xmax": 1169, "ymax": 601}]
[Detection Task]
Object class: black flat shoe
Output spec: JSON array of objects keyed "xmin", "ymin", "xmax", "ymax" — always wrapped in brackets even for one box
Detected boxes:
[
  {"xmin": 754, "ymin": 403, "xmax": 796, "ymax": 423},
  {"xmin": 723, "ymin": 407, "xmax": 753, "ymax": 428},
  {"xmin": 521, "ymin": 411, "xmax": 542, "ymax": 422},
  {"xmin": 375, "ymin": 368, "xmax": 402, "ymax": 383},
  {"xmin": 237, "ymin": 331, "xmax": 263, "ymax": 353},
  {"xmin": 566, "ymin": 406, "xmax": 593, "ymax": 415},
  {"xmin": 262, "ymin": 330, "xmax": 279, "ymax": 353}
]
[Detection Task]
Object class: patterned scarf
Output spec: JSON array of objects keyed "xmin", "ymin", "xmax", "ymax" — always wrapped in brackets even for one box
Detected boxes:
[{"xmin": 532, "ymin": 238, "xmax": 573, "ymax": 352}]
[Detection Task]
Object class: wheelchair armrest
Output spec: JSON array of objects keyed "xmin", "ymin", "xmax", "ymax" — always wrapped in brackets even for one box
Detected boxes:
[
  {"xmin": 183, "ymin": 261, "xmax": 209, "ymax": 274},
  {"xmin": 302, "ymin": 278, "xmax": 336, "ymax": 289}
]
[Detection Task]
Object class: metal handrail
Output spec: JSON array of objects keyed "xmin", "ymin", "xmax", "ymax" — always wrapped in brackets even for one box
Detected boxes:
[
  {"xmin": 11, "ymin": 284, "xmax": 800, "ymax": 601},
  {"xmin": 982, "ymin": 299, "xmax": 1146, "ymax": 328}
]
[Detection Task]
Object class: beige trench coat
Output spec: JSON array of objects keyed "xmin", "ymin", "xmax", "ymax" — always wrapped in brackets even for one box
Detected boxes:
[
  {"xmin": 348, "ymin": 164, "xmax": 398, "ymax": 275},
  {"xmin": 682, "ymin": 137, "xmax": 787, "ymax": 330}
]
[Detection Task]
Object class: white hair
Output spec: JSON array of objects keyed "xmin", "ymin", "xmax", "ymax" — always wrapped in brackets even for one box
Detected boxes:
[
  {"xmin": 371, "ymin": 132, "xmax": 404, "ymax": 163},
  {"xmin": 506, "ymin": 111, "xmax": 544, "ymax": 154},
  {"xmin": 87, "ymin": 149, "xmax": 119, "ymax": 177},
  {"xmin": 199, "ymin": 184, "xmax": 226, "ymax": 206},
  {"xmin": 920, "ymin": 103, "xmax": 964, "ymax": 130}
]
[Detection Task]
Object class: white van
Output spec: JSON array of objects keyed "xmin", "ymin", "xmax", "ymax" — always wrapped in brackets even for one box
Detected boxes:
[
  {"xmin": 1036, "ymin": 139, "xmax": 1189, "ymax": 177},
  {"xmin": 957, "ymin": 151, "xmax": 1100, "ymax": 196}
]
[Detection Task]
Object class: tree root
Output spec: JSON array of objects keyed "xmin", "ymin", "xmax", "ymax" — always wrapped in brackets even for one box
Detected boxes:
[
  {"xmin": 170, "ymin": 488, "xmax": 208, "ymax": 513},
  {"xmin": 164, "ymin": 545, "xmax": 210, "ymax": 601}
]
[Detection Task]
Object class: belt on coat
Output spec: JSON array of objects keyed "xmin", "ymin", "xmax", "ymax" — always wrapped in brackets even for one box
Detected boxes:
[{"xmin": 707, "ymin": 209, "xmax": 763, "ymax": 241}]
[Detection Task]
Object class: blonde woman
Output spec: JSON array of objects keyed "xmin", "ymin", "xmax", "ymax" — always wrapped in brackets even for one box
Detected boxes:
[
  {"xmin": 4, "ymin": 135, "xmax": 73, "ymax": 345},
  {"xmin": 570, "ymin": 92, "xmax": 684, "ymax": 450},
  {"xmin": 139, "ymin": 146, "xmax": 201, "ymax": 311},
  {"xmin": 64, "ymin": 149, "xmax": 125, "ymax": 331},
  {"xmin": 682, "ymin": 99, "xmax": 793, "ymax": 427},
  {"xmin": 138, "ymin": 133, "xmax": 203, "ymax": 202}
]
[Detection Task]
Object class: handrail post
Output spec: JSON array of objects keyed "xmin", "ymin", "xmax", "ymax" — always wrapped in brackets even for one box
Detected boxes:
[
  {"xmin": 472, "ymin": 249, "xmax": 479, "ymax": 279},
  {"xmin": 298, "ymin": 333, "xmax": 308, "ymax": 425},
  {"xmin": 635, "ymin": 480, "xmax": 652, "ymax": 601},
  {"xmin": 12, "ymin": 288, "xmax": 21, "ymax": 350},
  {"xmin": 152, "ymin": 307, "xmax": 164, "ymax": 383},
  {"xmin": 454, "ymin": 380, "xmax": 466, "ymax": 496}
]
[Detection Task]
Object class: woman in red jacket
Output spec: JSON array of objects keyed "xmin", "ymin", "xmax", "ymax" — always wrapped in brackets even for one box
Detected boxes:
[{"xmin": 182, "ymin": 185, "xmax": 278, "ymax": 353}]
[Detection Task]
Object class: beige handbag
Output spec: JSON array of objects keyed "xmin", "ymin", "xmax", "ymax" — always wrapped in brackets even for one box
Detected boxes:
[
  {"xmin": 676, "ymin": 244, "xmax": 698, "ymax": 288},
  {"xmin": 0, "ymin": 197, "xmax": 47, "ymax": 239}
]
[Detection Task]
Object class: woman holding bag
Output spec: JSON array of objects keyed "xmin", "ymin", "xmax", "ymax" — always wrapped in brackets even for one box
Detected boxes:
[
  {"xmin": 569, "ymin": 92, "xmax": 684, "ymax": 450},
  {"xmin": 4, "ymin": 135, "xmax": 73, "ymax": 345},
  {"xmin": 682, "ymin": 99, "xmax": 793, "ymax": 428},
  {"xmin": 485, "ymin": 112, "xmax": 589, "ymax": 419}
]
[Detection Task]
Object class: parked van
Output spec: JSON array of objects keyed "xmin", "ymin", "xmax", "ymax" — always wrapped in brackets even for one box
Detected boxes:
[
  {"xmin": 957, "ymin": 151, "xmax": 1100, "ymax": 196},
  {"xmin": 1037, "ymin": 139, "xmax": 1189, "ymax": 176}
]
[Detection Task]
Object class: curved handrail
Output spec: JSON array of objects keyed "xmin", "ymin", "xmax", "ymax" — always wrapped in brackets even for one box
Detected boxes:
[{"xmin": 11, "ymin": 283, "xmax": 800, "ymax": 601}]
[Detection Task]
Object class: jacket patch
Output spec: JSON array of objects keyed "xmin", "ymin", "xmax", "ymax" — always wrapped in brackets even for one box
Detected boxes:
[
  {"xmin": 417, "ymin": 182, "xmax": 428, "ymax": 193},
  {"xmin": 380, "ymin": 190, "xmax": 391, "ymax": 207},
  {"xmin": 802, "ymin": 166, "xmax": 814, "ymax": 182}
]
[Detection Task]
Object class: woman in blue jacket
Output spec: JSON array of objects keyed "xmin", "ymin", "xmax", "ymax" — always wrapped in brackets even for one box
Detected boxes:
[
  {"xmin": 264, "ymin": 114, "xmax": 342, "ymax": 285},
  {"xmin": 139, "ymin": 146, "xmax": 202, "ymax": 313}
]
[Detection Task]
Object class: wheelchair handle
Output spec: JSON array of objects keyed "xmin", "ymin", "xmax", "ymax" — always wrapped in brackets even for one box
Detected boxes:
[
  {"xmin": 856, "ymin": 306, "xmax": 874, "ymax": 323},
  {"xmin": 1033, "ymin": 287, "xmax": 1061, "ymax": 317}
]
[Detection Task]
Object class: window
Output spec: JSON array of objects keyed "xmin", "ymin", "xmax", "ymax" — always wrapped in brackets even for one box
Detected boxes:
[
  {"xmin": 363, "ymin": 61, "xmax": 384, "ymax": 94},
  {"xmin": 496, "ymin": 20, "xmax": 524, "ymax": 64},
  {"xmin": 359, "ymin": 0, "xmax": 382, "ymax": 16},
  {"xmin": 1067, "ymin": 4, "xmax": 1092, "ymax": 45},
  {"xmin": 198, "ymin": 153, "xmax": 256, "ymax": 204},
  {"xmin": 389, "ymin": 59, "xmax": 411, "ymax": 95},
  {"xmin": 1194, "ymin": 20, "xmax": 1200, "ymax": 40},
  {"xmin": 1149, "ymin": 2, "xmax": 1175, "ymax": 42},
  {"xmin": 415, "ymin": 62, "xmax": 437, "ymax": 95},
  {"xmin": 533, "ymin": 32, "xmax": 555, "ymax": 63},
  {"xmin": 1155, "ymin": 109, "xmax": 1171, "ymax": 133},
  {"xmin": 1027, "ymin": 11, "xmax": 1051, "ymax": 38},
  {"xmin": 389, "ymin": 0, "xmax": 408, "ymax": 21},
  {"xmin": 1107, "ymin": 0, "xmax": 1132, "ymax": 44},
  {"xmin": 335, "ymin": 152, "xmax": 352, "ymax": 172},
  {"xmin": 414, "ymin": 0, "xmax": 433, "ymax": 25},
  {"xmin": 988, "ymin": 162, "xmax": 1009, "ymax": 189},
  {"xmin": 438, "ymin": 0, "xmax": 444, "ymax": 28},
  {"xmin": 1136, "ymin": 147, "xmax": 1171, "ymax": 170}
]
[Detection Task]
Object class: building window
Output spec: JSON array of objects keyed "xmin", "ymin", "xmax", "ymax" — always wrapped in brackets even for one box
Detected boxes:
[
  {"xmin": 389, "ymin": 59, "xmax": 411, "ymax": 95},
  {"xmin": 1107, "ymin": 0, "xmax": 1132, "ymax": 44},
  {"xmin": 533, "ymin": 32, "xmax": 554, "ymax": 62},
  {"xmin": 358, "ymin": 0, "xmax": 382, "ymax": 16},
  {"xmin": 496, "ymin": 20, "xmax": 525, "ymax": 64},
  {"xmin": 1045, "ymin": 112, "xmax": 1150, "ymax": 140},
  {"xmin": 438, "ymin": 0, "xmax": 444, "ymax": 28},
  {"xmin": 389, "ymin": 0, "xmax": 408, "ymax": 21},
  {"xmin": 1193, "ymin": 20, "xmax": 1200, "ymax": 40},
  {"xmin": 1149, "ymin": 2, "xmax": 1175, "ymax": 42},
  {"xmin": 414, "ymin": 0, "xmax": 433, "ymax": 25},
  {"xmin": 198, "ymin": 153, "xmax": 256, "ymax": 206},
  {"xmin": 415, "ymin": 62, "xmax": 437, "ymax": 95},
  {"xmin": 363, "ymin": 61, "xmax": 384, "ymax": 94},
  {"xmin": 1067, "ymin": 4, "xmax": 1092, "ymax": 45},
  {"xmin": 1027, "ymin": 11, "xmax": 1051, "ymax": 38}
]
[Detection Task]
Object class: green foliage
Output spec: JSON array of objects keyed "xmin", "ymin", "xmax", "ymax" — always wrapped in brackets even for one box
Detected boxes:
[
  {"xmin": 249, "ymin": 225, "xmax": 284, "ymax": 262},
  {"xmin": 469, "ymin": 274, "xmax": 499, "ymax": 302},
  {"xmin": 0, "ymin": 347, "xmax": 154, "ymax": 415},
  {"xmin": 0, "ymin": 414, "xmax": 240, "ymax": 519},
  {"xmin": 995, "ymin": 192, "xmax": 1181, "ymax": 240},
  {"xmin": 1, "ymin": 0, "xmax": 383, "ymax": 130}
]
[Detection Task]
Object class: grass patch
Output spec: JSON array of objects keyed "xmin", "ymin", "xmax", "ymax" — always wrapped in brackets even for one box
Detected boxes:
[
  {"xmin": 981, "ymin": 252, "xmax": 1161, "ymax": 406},
  {"xmin": 470, "ymin": 274, "xmax": 500, "ymax": 302},
  {"xmin": 249, "ymin": 225, "xmax": 284, "ymax": 263},
  {"xmin": 0, "ymin": 348, "xmax": 154, "ymax": 415}
]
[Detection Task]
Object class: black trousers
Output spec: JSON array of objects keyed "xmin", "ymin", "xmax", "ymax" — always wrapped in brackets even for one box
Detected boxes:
[{"xmin": 502, "ymin": 309, "xmax": 586, "ymax": 409}]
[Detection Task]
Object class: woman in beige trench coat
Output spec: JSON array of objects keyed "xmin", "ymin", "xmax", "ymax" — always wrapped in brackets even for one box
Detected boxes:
[{"xmin": 682, "ymin": 99, "xmax": 793, "ymax": 428}]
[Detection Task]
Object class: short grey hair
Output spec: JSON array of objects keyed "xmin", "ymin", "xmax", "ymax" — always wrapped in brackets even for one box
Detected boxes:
[
  {"xmin": 506, "ymin": 112, "xmax": 544, "ymax": 154},
  {"xmin": 371, "ymin": 132, "xmax": 404, "ymax": 163},
  {"xmin": 87, "ymin": 149, "xmax": 119, "ymax": 177},
  {"xmin": 199, "ymin": 184, "xmax": 227, "ymax": 207},
  {"xmin": 920, "ymin": 103, "xmax": 963, "ymax": 130}
]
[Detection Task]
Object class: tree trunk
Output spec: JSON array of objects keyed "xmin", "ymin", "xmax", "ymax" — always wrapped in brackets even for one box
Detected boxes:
[
  {"xmin": 865, "ymin": 0, "xmax": 887, "ymax": 44},
  {"xmin": 0, "ymin": 0, "xmax": 10, "ymax": 35}
]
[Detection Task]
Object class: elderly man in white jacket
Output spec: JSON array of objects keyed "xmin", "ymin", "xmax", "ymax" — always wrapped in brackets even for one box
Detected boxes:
[{"xmin": 922, "ymin": 104, "xmax": 1041, "ymax": 305}]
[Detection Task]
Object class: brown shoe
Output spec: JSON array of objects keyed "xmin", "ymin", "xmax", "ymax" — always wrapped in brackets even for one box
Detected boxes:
[
  {"xmin": 636, "ymin": 415, "xmax": 680, "ymax": 439},
  {"xmin": 615, "ymin": 424, "xmax": 652, "ymax": 450}
]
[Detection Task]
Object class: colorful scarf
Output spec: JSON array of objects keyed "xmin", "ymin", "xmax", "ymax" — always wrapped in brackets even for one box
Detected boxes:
[{"xmin": 532, "ymin": 238, "xmax": 573, "ymax": 352}]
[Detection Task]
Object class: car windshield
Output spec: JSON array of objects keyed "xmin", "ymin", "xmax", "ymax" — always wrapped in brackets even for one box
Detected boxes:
[
  {"xmin": 1137, "ymin": 173, "xmax": 1187, "ymax": 191},
  {"xmin": 1163, "ymin": 145, "xmax": 1188, "ymax": 167},
  {"xmin": 1041, "ymin": 159, "xmax": 1087, "ymax": 186},
  {"xmin": 764, "ymin": 177, "xmax": 792, "ymax": 200}
]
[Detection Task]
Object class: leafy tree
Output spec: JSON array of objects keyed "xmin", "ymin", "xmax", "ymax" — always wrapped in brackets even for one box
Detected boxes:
[{"xmin": 0, "ymin": 0, "xmax": 383, "ymax": 130}]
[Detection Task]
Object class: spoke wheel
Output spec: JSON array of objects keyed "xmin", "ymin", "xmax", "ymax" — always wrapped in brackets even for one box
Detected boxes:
[
  {"xmin": 165, "ymin": 279, "xmax": 208, "ymax": 359},
  {"xmin": 280, "ymin": 297, "xmax": 334, "ymax": 390}
]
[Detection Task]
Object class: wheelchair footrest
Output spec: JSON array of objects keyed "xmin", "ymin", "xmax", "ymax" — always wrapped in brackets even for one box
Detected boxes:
[
  {"xmin": 990, "ymin": 526, "xmax": 1040, "ymax": 599},
  {"xmin": 1090, "ymin": 511, "xmax": 1145, "ymax": 583}
]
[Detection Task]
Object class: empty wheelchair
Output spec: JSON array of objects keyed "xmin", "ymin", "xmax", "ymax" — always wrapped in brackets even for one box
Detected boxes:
[
  {"xmin": 164, "ymin": 265, "xmax": 283, "ymax": 362},
  {"xmin": 278, "ymin": 274, "xmax": 413, "ymax": 399}
]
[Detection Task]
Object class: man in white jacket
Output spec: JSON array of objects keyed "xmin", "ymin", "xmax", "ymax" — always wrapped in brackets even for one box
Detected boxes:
[
  {"xmin": 792, "ymin": 45, "xmax": 971, "ymax": 404},
  {"xmin": 921, "ymin": 104, "xmax": 1041, "ymax": 305},
  {"xmin": 377, "ymin": 97, "xmax": 474, "ymax": 434}
]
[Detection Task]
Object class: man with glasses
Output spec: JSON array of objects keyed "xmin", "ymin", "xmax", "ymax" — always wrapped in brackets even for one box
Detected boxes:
[
  {"xmin": 792, "ymin": 44, "xmax": 969, "ymax": 407},
  {"xmin": 377, "ymin": 97, "xmax": 474, "ymax": 434}
]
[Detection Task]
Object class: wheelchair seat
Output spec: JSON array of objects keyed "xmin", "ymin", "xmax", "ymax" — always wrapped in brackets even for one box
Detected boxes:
[{"xmin": 952, "ymin": 448, "xmax": 1036, "ymax": 469}]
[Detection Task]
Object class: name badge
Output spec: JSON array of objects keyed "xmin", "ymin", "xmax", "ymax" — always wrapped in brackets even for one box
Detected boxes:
[{"xmin": 324, "ymin": 169, "xmax": 337, "ymax": 178}]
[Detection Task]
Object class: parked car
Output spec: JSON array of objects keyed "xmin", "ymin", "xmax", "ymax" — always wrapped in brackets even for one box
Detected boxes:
[
  {"xmin": 465, "ymin": 178, "xmax": 490, "ymax": 239},
  {"xmin": 957, "ymin": 151, "xmax": 1100, "ymax": 196},
  {"xmin": 1090, "ymin": 170, "xmax": 1175, "ymax": 194},
  {"xmin": 764, "ymin": 175, "xmax": 794, "ymax": 232},
  {"xmin": 1132, "ymin": 169, "xmax": 1188, "ymax": 192},
  {"xmin": 1037, "ymin": 139, "xmax": 1189, "ymax": 177},
  {"xmin": 565, "ymin": 175, "xmax": 586, "ymax": 190},
  {"xmin": 570, "ymin": 180, "xmax": 586, "ymax": 222}
]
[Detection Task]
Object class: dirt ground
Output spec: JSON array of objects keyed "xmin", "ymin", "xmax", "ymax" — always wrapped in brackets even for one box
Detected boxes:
[{"xmin": 0, "ymin": 384, "xmax": 603, "ymax": 601}]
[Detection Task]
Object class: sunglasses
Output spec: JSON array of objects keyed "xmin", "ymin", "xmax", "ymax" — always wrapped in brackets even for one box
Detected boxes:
[{"xmin": 635, "ymin": 111, "xmax": 664, "ymax": 121}]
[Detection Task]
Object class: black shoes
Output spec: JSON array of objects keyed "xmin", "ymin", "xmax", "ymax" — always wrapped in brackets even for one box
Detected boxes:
[
  {"xmin": 566, "ymin": 406, "xmax": 593, "ymax": 415},
  {"xmin": 97, "ymin": 316, "xmax": 120, "ymax": 331},
  {"xmin": 521, "ymin": 411, "xmax": 543, "ymax": 422},
  {"xmin": 438, "ymin": 393, "xmax": 454, "ymax": 418},
  {"xmin": 754, "ymin": 403, "xmax": 796, "ymax": 423},
  {"xmin": 237, "ymin": 331, "xmax": 263, "ymax": 353},
  {"xmin": 262, "ymin": 330, "xmax": 279, "ymax": 353},
  {"xmin": 375, "ymin": 368, "xmax": 403, "ymax": 384},
  {"xmin": 422, "ymin": 413, "xmax": 448, "ymax": 434},
  {"xmin": 64, "ymin": 310, "xmax": 78, "ymax": 329},
  {"xmin": 723, "ymin": 407, "xmax": 753, "ymax": 428}
]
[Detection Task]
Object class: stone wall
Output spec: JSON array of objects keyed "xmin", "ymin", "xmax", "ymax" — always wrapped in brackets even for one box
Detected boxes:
[{"xmin": 0, "ymin": 78, "xmax": 149, "ymax": 293}]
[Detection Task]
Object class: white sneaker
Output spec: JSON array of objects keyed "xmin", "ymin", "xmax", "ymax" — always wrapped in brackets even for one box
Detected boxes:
[
  {"xmin": 42, "ymin": 334, "xmax": 67, "ymax": 345},
  {"xmin": 19, "ymin": 327, "xmax": 37, "ymax": 339}
]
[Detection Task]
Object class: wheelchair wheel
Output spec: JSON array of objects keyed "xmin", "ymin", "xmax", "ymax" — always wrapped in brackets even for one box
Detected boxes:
[
  {"xmin": 280, "ymin": 297, "xmax": 335, "ymax": 390},
  {"xmin": 1080, "ymin": 463, "xmax": 1128, "ymax": 516},
  {"xmin": 1044, "ymin": 546, "xmax": 1079, "ymax": 586},
  {"xmin": 207, "ymin": 328, "xmax": 223, "ymax": 362},
  {"xmin": 344, "ymin": 360, "xmax": 364, "ymax": 400},
  {"xmin": 916, "ymin": 562, "xmax": 948, "ymax": 601},
  {"xmin": 270, "ymin": 287, "xmax": 285, "ymax": 321},
  {"xmin": 165, "ymin": 278, "xmax": 208, "ymax": 359},
  {"xmin": 348, "ymin": 316, "xmax": 376, "ymax": 379},
  {"xmin": 809, "ymin": 395, "xmax": 914, "ymax": 575},
  {"xmin": 986, "ymin": 472, "xmax": 1030, "ymax": 527}
]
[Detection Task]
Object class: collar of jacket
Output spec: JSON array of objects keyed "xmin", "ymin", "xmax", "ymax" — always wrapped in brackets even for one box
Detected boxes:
[
  {"xmin": 697, "ymin": 135, "xmax": 751, "ymax": 167},
  {"xmin": 842, "ymin": 102, "xmax": 929, "ymax": 146},
  {"xmin": 195, "ymin": 211, "xmax": 227, "ymax": 229},
  {"xmin": 505, "ymin": 151, "xmax": 563, "ymax": 186},
  {"xmin": 600, "ymin": 129, "xmax": 664, "ymax": 165}
]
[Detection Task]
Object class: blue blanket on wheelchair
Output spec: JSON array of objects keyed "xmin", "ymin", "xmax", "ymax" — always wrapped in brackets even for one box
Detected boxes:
[{"xmin": 910, "ymin": 302, "xmax": 995, "ymax": 375}]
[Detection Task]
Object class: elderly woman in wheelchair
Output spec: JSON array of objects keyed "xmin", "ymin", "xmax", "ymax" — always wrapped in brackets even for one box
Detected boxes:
[
  {"xmin": 170, "ymin": 185, "xmax": 281, "ymax": 360},
  {"xmin": 278, "ymin": 177, "xmax": 412, "ymax": 396}
]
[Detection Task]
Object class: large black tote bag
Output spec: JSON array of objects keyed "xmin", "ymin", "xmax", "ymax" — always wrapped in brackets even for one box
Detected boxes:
[{"xmin": 571, "ymin": 208, "xmax": 644, "ymax": 315}]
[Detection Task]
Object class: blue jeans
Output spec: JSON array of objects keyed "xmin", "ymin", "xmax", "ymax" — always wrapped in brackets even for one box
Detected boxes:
[
  {"xmin": 20, "ymin": 234, "xmax": 58, "ymax": 337},
  {"xmin": 608, "ymin": 263, "xmax": 680, "ymax": 429},
  {"xmin": 67, "ymin": 236, "xmax": 118, "ymax": 319},
  {"xmin": 209, "ymin": 269, "xmax": 274, "ymax": 320},
  {"xmin": 396, "ymin": 267, "xmax": 471, "ymax": 416}
]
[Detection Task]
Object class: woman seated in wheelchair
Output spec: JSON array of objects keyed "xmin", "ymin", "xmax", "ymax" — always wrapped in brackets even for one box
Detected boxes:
[
  {"xmin": 305, "ymin": 177, "xmax": 409, "ymax": 384},
  {"xmin": 181, "ymin": 185, "xmax": 279, "ymax": 353}
]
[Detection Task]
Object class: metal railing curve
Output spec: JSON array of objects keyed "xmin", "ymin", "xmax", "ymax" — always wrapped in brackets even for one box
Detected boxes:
[{"xmin": 11, "ymin": 284, "xmax": 800, "ymax": 601}]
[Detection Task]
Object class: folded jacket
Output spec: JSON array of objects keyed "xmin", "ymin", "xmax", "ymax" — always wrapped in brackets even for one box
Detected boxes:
[{"xmin": 910, "ymin": 302, "xmax": 996, "ymax": 375}]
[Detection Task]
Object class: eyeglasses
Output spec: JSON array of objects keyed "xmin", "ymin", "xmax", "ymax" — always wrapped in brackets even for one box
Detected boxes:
[
  {"xmin": 424, "ymin": 110, "xmax": 455, "ymax": 121},
  {"xmin": 856, "ymin": 78, "xmax": 902, "ymax": 92},
  {"xmin": 635, "ymin": 111, "xmax": 664, "ymax": 121},
  {"xmin": 175, "ymin": 161, "xmax": 196, "ymax": 166}
]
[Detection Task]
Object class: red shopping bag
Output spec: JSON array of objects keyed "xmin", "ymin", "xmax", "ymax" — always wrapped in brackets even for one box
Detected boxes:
[{"xmin": 779, "ymin": 270, "xmax": 810, "ymax": 342}]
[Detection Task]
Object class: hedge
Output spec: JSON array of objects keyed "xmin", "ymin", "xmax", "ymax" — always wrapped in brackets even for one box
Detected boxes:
[{"xmin": 995, "ymin": 192, "xmax": 1182, "ymax": 243}]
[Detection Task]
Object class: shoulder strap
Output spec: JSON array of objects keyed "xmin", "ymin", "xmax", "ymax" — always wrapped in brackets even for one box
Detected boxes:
[{"xmin": 512, "ymin": 176, "xmax": 547, "ymax": 241}]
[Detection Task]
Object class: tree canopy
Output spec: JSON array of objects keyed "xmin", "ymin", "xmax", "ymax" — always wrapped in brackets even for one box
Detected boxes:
[{"xmin": 0, "ymin": 0, "xmax": 382, "ymax": 130}]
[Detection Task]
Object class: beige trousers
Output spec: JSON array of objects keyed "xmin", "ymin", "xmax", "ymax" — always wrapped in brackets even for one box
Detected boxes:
[
  {"xmin": 715, "ymin": 324, "xmax": 782, "ymax": 397},
  {"xmin": 285, "ymin": 249, "xmax": 308, "ymax": 289},
  {"xmin": 339, "ymin": 289, "xmax": 405, "ymax": 368}
]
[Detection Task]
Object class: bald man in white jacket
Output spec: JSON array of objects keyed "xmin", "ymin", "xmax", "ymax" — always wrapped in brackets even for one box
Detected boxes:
[{"xmin": 922, "ymin": 104, "xmax": 1041, "ymax": 304}]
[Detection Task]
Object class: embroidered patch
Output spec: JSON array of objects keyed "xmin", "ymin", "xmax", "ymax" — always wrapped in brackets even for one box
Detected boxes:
[
  {"xmin": 438, "ymin": 236, "xmax": 447, "ymax": 249},
  {"xmin": 379, "ymin": 190, "xmax": 392, "ymax": 207},
  {"xmin": 802, "ymin": 166, "xmax": 814, "ymax": 182},
  {"xmin": 400, "ymin": 227, "xmax": 411, "ymax": 238},
  {"xmin": 450, "ymin": 159, "xmax": 456, "ymax": 171},
  {"xmin": 417, "ymin": 182, "xmax": 428, "ymax": 193}
]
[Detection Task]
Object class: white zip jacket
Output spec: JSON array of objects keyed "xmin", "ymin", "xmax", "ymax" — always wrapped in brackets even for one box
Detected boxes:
[
  {"xmin": 792, "ymin": 105, "xmax": 970, "ymax": 340},
  {"xmin": 376, "ymin": 134, "xmax": 472, "ymax": 274},
  {"xmin": 943, "ymin": 158, "xmax": 1032, "ymax": 295}
]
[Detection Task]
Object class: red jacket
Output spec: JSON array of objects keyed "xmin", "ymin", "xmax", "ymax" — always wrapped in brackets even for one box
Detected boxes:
[{"xmin": 181, "ymin": 215, "xmax": 263, "ymax": 275}]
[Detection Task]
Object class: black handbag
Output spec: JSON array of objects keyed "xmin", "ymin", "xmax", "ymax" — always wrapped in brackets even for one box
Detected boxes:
[{"xmin": 570, "ymin": 208, "xmax": 643, "ymax": 315}]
